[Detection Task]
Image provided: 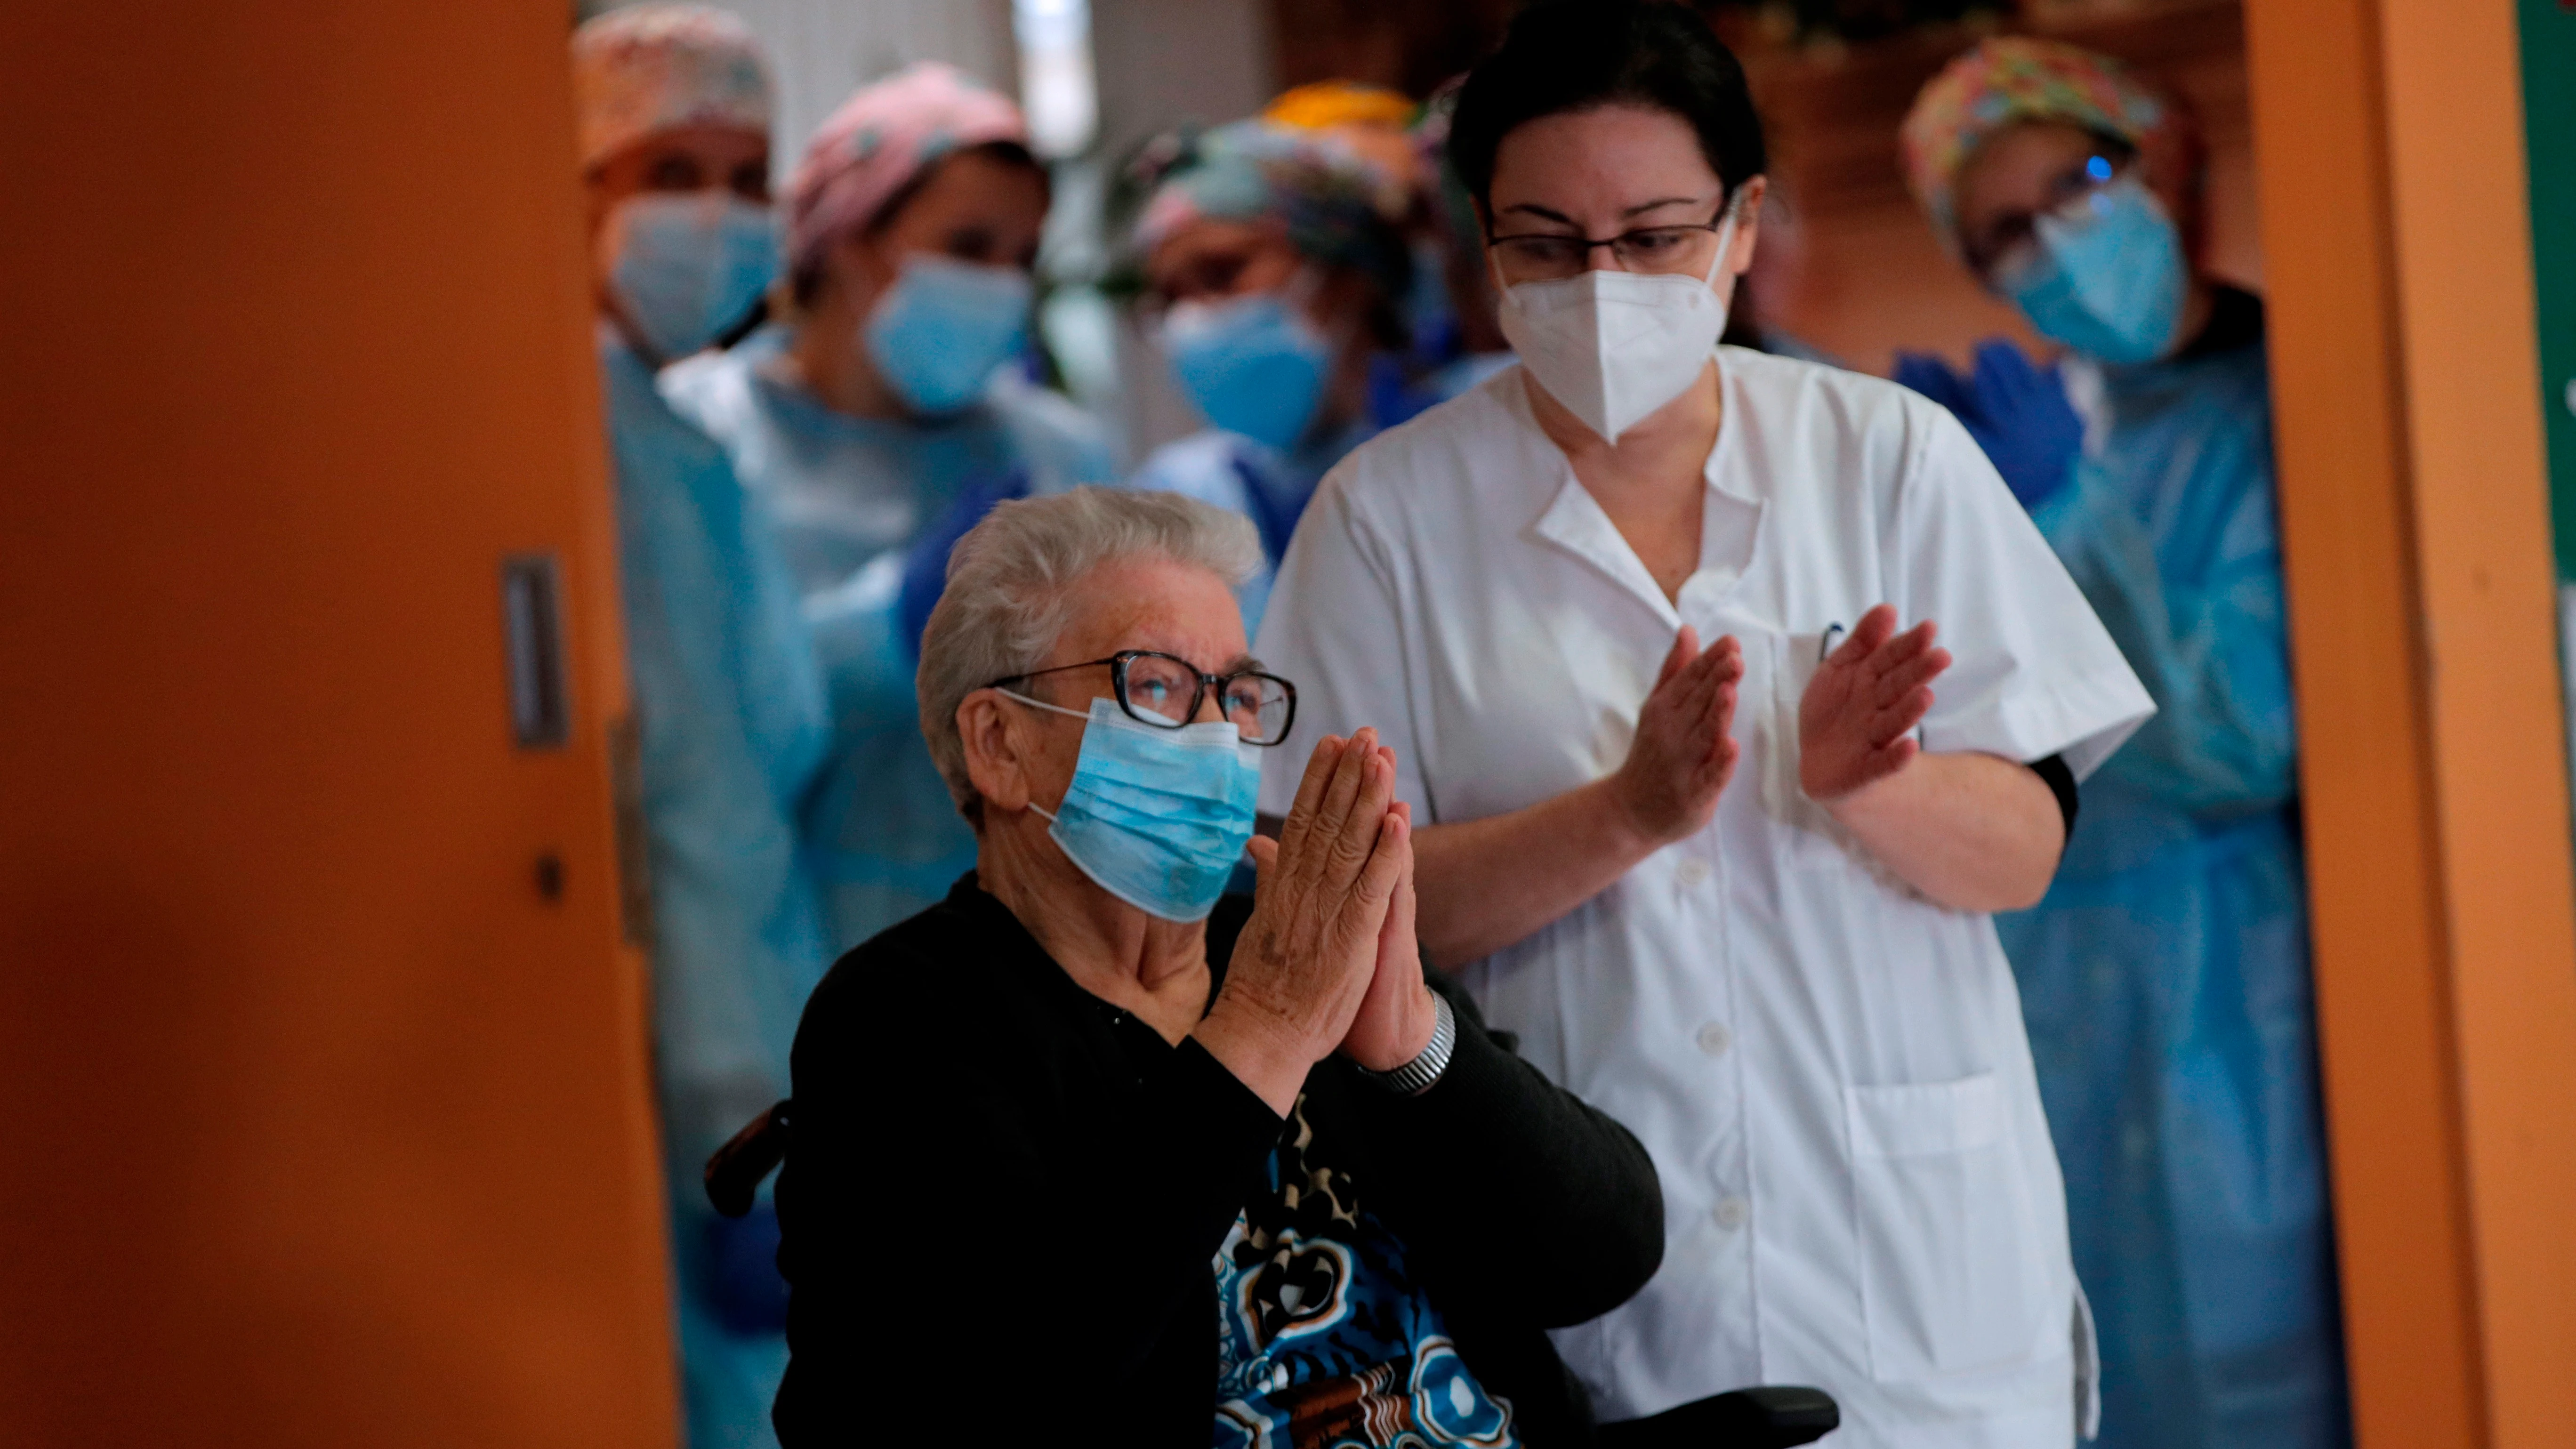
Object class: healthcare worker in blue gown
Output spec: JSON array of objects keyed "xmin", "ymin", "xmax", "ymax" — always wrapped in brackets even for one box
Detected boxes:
[
  {"xmin": 1119, "ymin": 118, "xmax": 1419, "ymax": 634},
  {"xmin": 1895, "ymin": 39, "xmax": 2348, "ymax": 1449},
  {"xmin": 661, "ymin": 64, "xmax": 1118, "ymax": 952},
  {"xmin": 573, "ymin": 9, "xmax": 824, "ymax": 1445}
]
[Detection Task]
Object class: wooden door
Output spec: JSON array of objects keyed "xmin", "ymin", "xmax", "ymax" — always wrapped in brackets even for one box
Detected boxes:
[
  {"xmin": 0, "ymin": 3, "xmax": 676, "ymax": 1444},
  {"xmin": 2246, "ymin": 0, "xmax": 2576, "ymax": 1444}
]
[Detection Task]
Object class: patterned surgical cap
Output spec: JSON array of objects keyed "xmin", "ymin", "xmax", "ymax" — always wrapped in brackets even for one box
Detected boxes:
[
  {"xmin": 1125, "ymin": 119, "xmax": 1410, "ymax": 299},
  {"xmin": 571, "ymin": 4, "xmax": 773, "ymax": 171},
  {"xmin": 1901, "ymin": 37, "xmax": 2193, "ymax": 254}
]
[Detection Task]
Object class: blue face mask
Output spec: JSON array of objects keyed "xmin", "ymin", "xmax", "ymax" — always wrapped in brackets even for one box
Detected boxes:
[
  {"xmin": 865, "ymin": 254, "xmax": 1035, "ymax": 415},
  {"xmin": 1162, "ymin": 290, "xmax": 1333, "ymax": 453},
  {"xmin": 1999, "ymin": 175, "xmax": 2187, "ymax": 366},
  {"xmin": 1013, "ymin": 694, "xmax": 1260, "ymax": 923},
  {"xmin": 604, "ymin": 192, "xmax": 778, "ymax": 363}
]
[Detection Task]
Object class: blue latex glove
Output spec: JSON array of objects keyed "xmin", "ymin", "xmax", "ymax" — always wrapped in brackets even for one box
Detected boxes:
[
  {"xmin": 1892, "ymin": 338, "xmax": 2083, "ymax": 510},
  {"xmin": 898, "ymin": 466, "xmax": 1031, "ymax": 665},
  {"xmin": 703, "ymin": 1202, "xmax": 791, "ymax": 1335}
]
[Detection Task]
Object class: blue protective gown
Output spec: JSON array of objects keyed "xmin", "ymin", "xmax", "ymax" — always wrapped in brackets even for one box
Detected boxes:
[
  {"xmin": 660, "ymin": 330, "xmax": 1119, "ymax": 951},
  {"xmin": 1125, "ymin": 412, "xmax": 1379, "ymax": 638},
  {"xmin": 601, "ymin": 329, "xmax": 832, "ymax": 1449},
  {"xmin": 1997, "ymin": 290, "xmax": 2348, "ymax": 1449}
]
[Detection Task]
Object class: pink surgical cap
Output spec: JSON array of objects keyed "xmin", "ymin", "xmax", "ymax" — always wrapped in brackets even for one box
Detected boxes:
[
  {"xmin": 571, "ymin": 4, "xmax": 774, "ymax": 172},
  {"xmin": 785, "ymin": 62, "xmax": 1030, "ymax": 278}
]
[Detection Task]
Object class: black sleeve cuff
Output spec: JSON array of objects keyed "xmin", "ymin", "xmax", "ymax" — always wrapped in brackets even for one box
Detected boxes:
[
  {"xmin": 2029, "ymin": 752, "xmax": 2079, "ymax": 836},
  {"xmin": 1360, "ymin": 977, "xmax": 1666, "ymax": 1324},
  {"xmin": 1167, "ymin": 1036, "xmax": 1293, "ymax": 1154}
]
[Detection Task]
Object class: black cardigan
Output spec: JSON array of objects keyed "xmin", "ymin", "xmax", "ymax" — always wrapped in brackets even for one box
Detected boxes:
[{"xmin": 772, "ymin": 874, "xmax": 1664, "ymax": 1446}]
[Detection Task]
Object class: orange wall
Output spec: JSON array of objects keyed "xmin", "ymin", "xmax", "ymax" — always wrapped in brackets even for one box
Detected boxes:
[
  {"xmin": 0, "ymin": 4, "xmax": 676, "ymax": 1446},
  {"xmin": 2245, "ymin": 0, "xmax": 2576, "ymax": 1445}
]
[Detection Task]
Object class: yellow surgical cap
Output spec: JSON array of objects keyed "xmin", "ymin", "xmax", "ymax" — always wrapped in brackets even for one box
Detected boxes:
[{"xmin": 1263, "ymin": 81, "xmax": 1418, "ymax": 134}]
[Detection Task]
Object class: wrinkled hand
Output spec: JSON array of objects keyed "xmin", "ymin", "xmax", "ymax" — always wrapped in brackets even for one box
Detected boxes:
[
  {"xmin": 1218, "ymin": 730, "xmax": 1410, "ymax": 1073},
  {"xmin": 1332, "ymin": 802, "xmax": 1437, "ymax": 1072},
  {"xmin": 1799, "ymin": 604, "xmax": 1952, "ymax": 804},
  {"xmin": 1610, "ymin": 626, "xmax": 1745, "ymax": 846},
  {"xmin": 1892, "ymin": 339, "xmax": 2082, "ymax": 511}
]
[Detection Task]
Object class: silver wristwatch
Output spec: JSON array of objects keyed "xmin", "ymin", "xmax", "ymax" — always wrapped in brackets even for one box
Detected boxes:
[{"xmin": 1361, "ymin": 992, "xmax": 1457, "ymax": 1096}]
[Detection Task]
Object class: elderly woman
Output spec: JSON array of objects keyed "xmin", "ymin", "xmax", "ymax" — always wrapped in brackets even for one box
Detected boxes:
[{"xmin": 770, "ymin": 488, "xmax": 1662, "ymax": 1445}]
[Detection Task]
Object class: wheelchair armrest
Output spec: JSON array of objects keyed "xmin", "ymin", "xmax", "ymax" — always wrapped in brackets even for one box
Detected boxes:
[
  {"xmin": 1700, "ymin": 1387, "xmax": 1837, "ymax": 1445},
  {"xmin": 1594, "ymin": 1384, "xmax": 1840, "ymax": 1448},
  {"xmin": 702, "ymin": 1100, "xmax": 791, "ymax": 1218}
]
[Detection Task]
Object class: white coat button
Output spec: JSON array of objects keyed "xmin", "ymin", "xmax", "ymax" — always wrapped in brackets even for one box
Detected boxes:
[
  {"xmin": 1674, "ymin": 857, "xmax": 1710, "ymax": 887},
  {"xmin": 1712, "ymin": 1196, "xmax": 1749, "ymax": 1230},
  {"xmin": 1695, "ymin": 1021, "xmax": 1732, "ymax": 1056}
]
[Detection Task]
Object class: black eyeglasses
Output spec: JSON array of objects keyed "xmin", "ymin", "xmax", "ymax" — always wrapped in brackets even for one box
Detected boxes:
[
  {"xmin": 991, "ymin": 651, "xmax": 1298, "ymax": 745},
  {"xmin": 1488, "ymin": 198, "xmax": 1734, "ymax": 282}
]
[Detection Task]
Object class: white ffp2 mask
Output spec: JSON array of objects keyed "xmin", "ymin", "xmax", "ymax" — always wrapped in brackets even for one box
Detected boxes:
[{"xmin": 1493, "ymin": 210, "xmax": 1739, "ymax": 444}]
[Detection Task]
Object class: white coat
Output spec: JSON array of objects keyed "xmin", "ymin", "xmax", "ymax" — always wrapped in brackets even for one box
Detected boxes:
[{"xmin": 1253, "ymin": 351, "xmax": 2155, "ymax": 1448}]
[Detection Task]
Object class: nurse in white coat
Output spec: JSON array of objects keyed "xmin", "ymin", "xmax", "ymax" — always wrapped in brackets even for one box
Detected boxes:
[{"xmin": 1252, "ymin": 5, "xmax": 2154, "ymax": 1445}]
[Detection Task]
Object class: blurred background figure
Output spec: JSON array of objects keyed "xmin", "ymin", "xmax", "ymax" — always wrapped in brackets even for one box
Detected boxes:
[
  {"xmin": 1406, "ymin": 77, "xmax": 1521, "ymax": 401},
  {"xmin": 662, "ymin": 63, "xmax": 1119, "ymax": 953},
  {"xmin": 1717, "ymin": 180, "xmax": 1841, "ymax": 366},
  {"xmin": 1118, "ymin": 116, "xmax": 1415, "ymax": 631},
  {"xmin": 572, "ymin": 8, "xmax": 822, "ymax": 1446},
  {"xmin": 1896, "ymin": 37, "xmax": 2346, "ymax": 1449},
  {"xmin": 1264, "ymin": 80, "xmax": 1503, "ymax": 402},
  {"xmin": 1263, "ymin": 79, "xmax": 1421, "ymax": 188}
]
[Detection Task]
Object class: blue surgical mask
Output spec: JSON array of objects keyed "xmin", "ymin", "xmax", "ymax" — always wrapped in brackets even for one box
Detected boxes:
[
  {"xmin": 1161, "ymin": 289, "xmax": 1332, "ymax": 453},
  {"xmin": 864, "ymin": 254, "xmax": 1035, "ymax": 415},
  {"xmin": 602, "ymin": 192, "xmax": 778, "ymax": 363},
  {"xmin": 1998, "ymin": 175, "xmax": 2187, "ymax": 365},
  {"xmin": 1010, "ymin": 694, "xmax": 1259, "ymax": 923}
]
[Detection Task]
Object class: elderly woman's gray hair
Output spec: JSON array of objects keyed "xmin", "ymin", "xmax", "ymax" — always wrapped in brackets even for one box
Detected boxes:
[{"xmin": 917, "ymin": 486, "xmax": 1265, "ymax": 819}]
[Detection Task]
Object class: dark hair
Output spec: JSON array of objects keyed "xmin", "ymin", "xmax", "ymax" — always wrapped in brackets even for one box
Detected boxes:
[
  {"xmin": 791, "ymin": 138, "xmax": 1047, "ymax": 305},
  {"xmin": 865, "ymin": 138, "xmax": 1045, "ymax": 239},
  {"xmin": 1447, "ymin": 1, "xmax": 1767, "ymax": 221}
]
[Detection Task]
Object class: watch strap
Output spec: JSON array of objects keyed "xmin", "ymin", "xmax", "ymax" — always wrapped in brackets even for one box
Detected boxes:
[{"xmin": 1360, "ymin": 991, "xmax": 1457, "ymax": 1096}]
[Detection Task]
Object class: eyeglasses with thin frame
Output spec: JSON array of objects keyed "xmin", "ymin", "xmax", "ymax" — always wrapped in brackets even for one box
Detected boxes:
[
  {"xmin": 1965, "ymin": 151, "xmax": 2131, "ymax": 282},
  {"xmin": 991, "ymin": 651, "xmax": 1299, "ymax": 745},
  {"xmin": 1487, "ymin": 197, "xmax": 1735, "ymax": 283}
]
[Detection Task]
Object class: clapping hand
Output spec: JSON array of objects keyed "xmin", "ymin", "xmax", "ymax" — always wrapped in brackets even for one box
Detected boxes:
[
  {"xmin": 1330, "ymin": 802, "xmax": 1436, "ymax": 1072},
  {"xmin": 1609, "ymin": 626, "xmax": 1745, "ymax": 846},
  {"xmin": 1798, "ymin": 604, "xmax": 1952, "ymax": 804}
]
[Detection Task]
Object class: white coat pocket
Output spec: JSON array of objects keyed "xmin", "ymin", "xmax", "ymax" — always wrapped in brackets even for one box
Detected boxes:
[{"xmin": 1844, "ymin": 1071, "xmax": 2052, "ymax": 1381}]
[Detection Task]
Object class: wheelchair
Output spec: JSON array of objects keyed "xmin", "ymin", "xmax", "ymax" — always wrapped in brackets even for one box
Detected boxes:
[{"xmin": 708, "ymin": 1104, "xmax": 1838, "ymax": 1446}]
